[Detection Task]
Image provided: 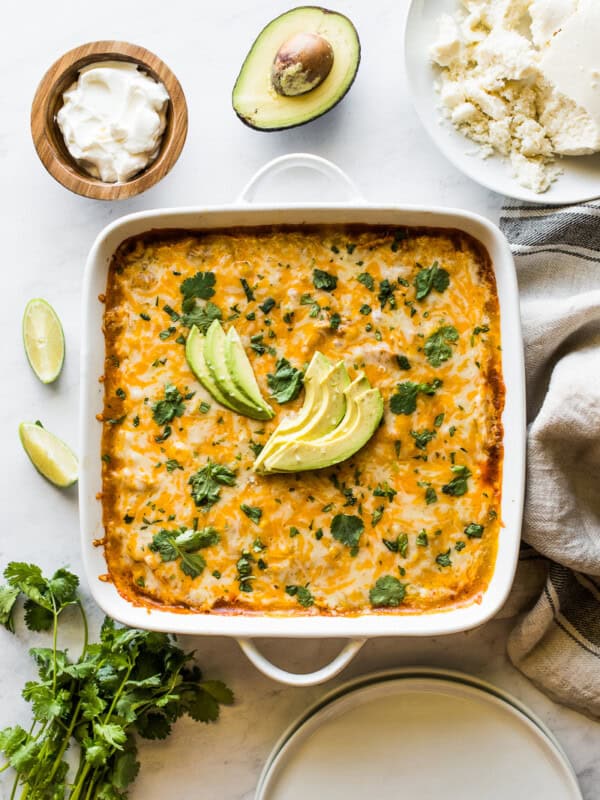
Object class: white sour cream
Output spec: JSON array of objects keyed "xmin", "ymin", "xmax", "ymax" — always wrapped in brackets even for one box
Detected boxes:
[{"xmin": 56, "ymin": 60, "xmax": 169, "ymax": 183}]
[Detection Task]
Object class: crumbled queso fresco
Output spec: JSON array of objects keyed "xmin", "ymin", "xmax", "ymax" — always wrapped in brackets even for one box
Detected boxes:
[{"xmin": 430, "ymin": 0, "xmax": 600, "ymax": 193}]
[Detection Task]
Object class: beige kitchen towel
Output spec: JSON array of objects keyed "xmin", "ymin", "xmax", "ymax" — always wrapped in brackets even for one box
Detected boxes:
[{"xmin": 499, "ymin": 201, "xmax": 600, "ymax": 717}]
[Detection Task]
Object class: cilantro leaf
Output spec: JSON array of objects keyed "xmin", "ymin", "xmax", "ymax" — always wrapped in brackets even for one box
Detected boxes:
[
  {"xmin": 396, "ymin": 355, "xmax": 411, "ymax": 370},
  {"xmin": 188, "ymin": 461, "xmax": 236, "ymax": 508},
  {"xmin": 0, "ymin": 585, "xmax": 19, "ymax": 632},
  {"xmin": 285, "ymin": 584, "xmax": 314, "ymax": 607},
  {"xmin": 389, "ymin": 379, "xmax": 442, "ymax": 415},
  {"xmin": 373, "ymin": 482, "xmax": 397, "ymax": 502},
  {"xmin": 240, "ymin": 278, "xmax": 254, "ymax": 302},
  {"xmin": 267, "ymin": 358, "xmax": 304, "ymax": 404},
  {"xmin": 152, "ymin": 384, "xmax": 186, "ymax": 426},
  {"xmin": 378, "ymin": 278, "xmax": 396, "ymax": 309},
  {"xmin": 424, "ymin": 325, "xmax": 459, "ymax": 367},
  {"xmin": 312, "ymin": 268, "xmax": 337, "ymax": 292},
  {"xmin": 414, "ymin": 261, "xmax": 450, "ymax": 301},
  {"xmin": 23, "ymin": 601, "xmax": 54, "ymax": 632},
  {"xmin": 410, "ymin": 429, "xmax": 436, "ymax": 450},
  {"xmin": 331, "ymin": 514, "xmax": 364, "ymax": 556},
  {"xmin": 383, "ymin": 533, "xmax": 408, "ymax": 557},
  {"xmin": 181, "ymin": 301, "xmax": 222, "ymax": 332},
  {"xmin": 425, "ymin": 487, "xmax": 438, "ymax": 505},
  {"xmin": 442, "ymin": 464, "xmax": 472, "ymax": 497},
  {"xmin": 357, "ymin": 272, "xmax": 374, "ymax": 291},
  {"xmin": 369, "ymin": 576, "xmax": 407, "ymax": 607},
  {"xmin": 259, "ymin": 297, "xmax": 276, "ymax": 314},
  {"xmin": 436, "ymin": 549, "xmax": 453, "ymax": 567},
  {"xmin": 465, "ymin": 523, "xmax": 484, "ymax": 538},
  {"xmin": 416, "ymin": 530, "xmax": 429, "ymax": 547},
  {"xmin": 180, "ymin": 271, "xmax": 216, "ymax": 300},
  {"xmin": 240, "ymin": 504, "xmax": 262, "ymax": 524}
]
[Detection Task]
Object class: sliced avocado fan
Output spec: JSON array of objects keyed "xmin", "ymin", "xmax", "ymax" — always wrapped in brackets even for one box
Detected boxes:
[
  {"xmin": 254, "ymin": 358, "xmax": 383, "ymax": 474},
  {"xmin": 232, "ymin": 6, "xmax": 361, "ymax": 131},
  {"xmin": 186, "ymin": 321, "xmax": 274, "ymax": 420},
  {"xmin": 254, "ymin": 351, "xmax": 349, "ymax": 471}
]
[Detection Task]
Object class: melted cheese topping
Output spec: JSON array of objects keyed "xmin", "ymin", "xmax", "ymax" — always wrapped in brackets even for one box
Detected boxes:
[{"xmin": 101, "ymin": 226, "xmax": 504, "ymax": 615}]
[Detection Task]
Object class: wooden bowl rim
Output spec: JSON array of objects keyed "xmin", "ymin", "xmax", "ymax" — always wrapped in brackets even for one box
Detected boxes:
[{"xmin": 30, "ymin": 40, "xmax": 188, "ymax": 201}]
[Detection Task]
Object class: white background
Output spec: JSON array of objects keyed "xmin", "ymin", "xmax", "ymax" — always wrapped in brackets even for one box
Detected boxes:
[{"xmin": 1, "ymin": 1, "xmax": 599, "ymax": 798}]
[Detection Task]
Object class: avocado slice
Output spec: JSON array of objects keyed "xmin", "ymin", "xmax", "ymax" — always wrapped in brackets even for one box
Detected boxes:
[
  {"xmin": 262, "ymin": 373, "xmax": 383, "ymax": 473},
  {"xmin": 225, "ymin": 327, "xmax": 274, "ymax": 419},
  {"xmin": 185, "ymin": 325, "xmax": 237, "ymax": 411},
  {"xmin": 204, "ymin": 320, "xmax": 273, "ymax": 420},
  {"xmin": 232, "ymin": 6, "xmax": 361, "ymax": 131},
  {"xmin": 254, "ymin": 352, "xmax": 349, "ymax": 471}
]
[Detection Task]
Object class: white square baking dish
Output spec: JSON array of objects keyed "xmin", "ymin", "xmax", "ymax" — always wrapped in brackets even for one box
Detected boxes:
[{"xmin": 79, "ymin": 154, "xmax": 525, "ymax": 685}]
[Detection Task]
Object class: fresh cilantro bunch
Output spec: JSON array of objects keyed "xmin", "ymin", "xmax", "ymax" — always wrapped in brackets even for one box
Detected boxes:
[{"xmin": 0, "ymin": 563, "xmax": 233, "ymax": 800}]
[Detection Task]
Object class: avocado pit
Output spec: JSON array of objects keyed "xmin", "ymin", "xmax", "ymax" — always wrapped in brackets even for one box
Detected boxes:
[{"xmin": 271, "ymin": 32, "xmax": 334, "ymax": 97}]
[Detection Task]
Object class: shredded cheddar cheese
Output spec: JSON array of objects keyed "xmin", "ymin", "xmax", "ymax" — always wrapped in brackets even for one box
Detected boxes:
[{"xmin": 101, "ymin": 226, "xmax": 504, "ymax": 615}]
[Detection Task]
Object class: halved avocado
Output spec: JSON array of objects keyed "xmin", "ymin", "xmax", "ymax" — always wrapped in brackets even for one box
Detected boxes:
[
  {"xmin": 204, "ymin": 320, "xmax": 273, "ymax": 420},
  {"xmin": 254, "ymin": 352, "xmax": 349, "ymax": 471},
  {"xmin": 225, "ymin": 327, "xmax": 274, "ymax": 418},
  {"xmin": 232, "ymin": 6, "xmax": 361, "ymax": 131},
  {"xmin": 185, "ymin": 325, "xmax": 238, "ymax": 411},
  {"xmin": 263, "ymin": 373, "xmax": 383, "ymax": 473}
]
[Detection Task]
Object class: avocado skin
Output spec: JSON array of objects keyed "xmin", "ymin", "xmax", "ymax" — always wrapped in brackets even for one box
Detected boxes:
[{"xmin": 232, "ymin": 6, "xmax": 361, "ymax": 132}]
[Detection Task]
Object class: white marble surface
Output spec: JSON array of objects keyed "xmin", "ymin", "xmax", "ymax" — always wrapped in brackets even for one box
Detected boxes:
[{"xmin": 1, "ymin": 1, "xmax": 599, "ymax": 798}]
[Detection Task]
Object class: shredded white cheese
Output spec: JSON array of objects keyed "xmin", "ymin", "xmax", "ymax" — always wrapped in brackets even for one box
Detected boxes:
[{"xmin": 430, "ymin": 0, "xmax": 600, "ymax": 193}]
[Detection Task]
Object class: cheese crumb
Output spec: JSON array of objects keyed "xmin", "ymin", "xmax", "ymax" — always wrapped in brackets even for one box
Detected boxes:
[{"xmin": 430, "ymin": 0, "xmax": 600, "ymax": 193}]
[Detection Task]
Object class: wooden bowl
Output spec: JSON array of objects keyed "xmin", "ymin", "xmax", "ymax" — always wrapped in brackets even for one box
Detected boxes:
[{"xmin": 31, "ymin": 41, "xmax": 188, "ymax": 200}]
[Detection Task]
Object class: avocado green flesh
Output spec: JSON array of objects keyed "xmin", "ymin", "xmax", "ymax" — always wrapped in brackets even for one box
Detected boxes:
[
  {"xmin": 185, "ymin": 325, "xmax": 236, "ymax": 411},
  {"xmin": 232, "ymin": 6, "xmax": 361, "ymax": 131},
  {"xmin": 265, "ymin": 386, "xmax": 383, "ymax": 472},
  {"xmin": 254, "ymin": 354, "xmax": 350, "ymax": 471},
  {"xmin": 204, "ymin": 320, "xmax": 272, "ymax": 420},
  {"xmin": 225, "ymin": 327, "xmax": 274, "ymax": 418}
]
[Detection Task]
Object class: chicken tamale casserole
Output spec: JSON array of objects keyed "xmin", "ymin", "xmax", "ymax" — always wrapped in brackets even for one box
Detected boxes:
[{"xmin": 100, "ymin": 225, "xmax": 504, "ymax": 615}]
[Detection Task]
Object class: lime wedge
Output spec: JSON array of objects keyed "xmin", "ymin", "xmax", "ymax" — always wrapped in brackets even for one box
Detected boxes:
[
  {"xmin": 19, "ymin": 422, "xmax": 78, "ymax": 487},
  {"xmin": 22, "ymin": 298, "xmax": 65, "ymax": 383}
]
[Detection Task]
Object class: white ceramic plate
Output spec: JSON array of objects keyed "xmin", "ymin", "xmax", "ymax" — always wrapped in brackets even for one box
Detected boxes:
[
  {"xmin": 255, "ymin": 668, "xmax": 578, "ymax": 792},
  {"xmin": 404, "ymin": 0, "xmax": 600, "ymax": 205},
  {"xmin": 257, "ymin": 675, "xmax": 582, "ymax": 800}
]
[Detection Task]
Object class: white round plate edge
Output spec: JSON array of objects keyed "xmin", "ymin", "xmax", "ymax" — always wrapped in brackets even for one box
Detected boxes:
[
  {"xmin": 256, "ymin": 672, "xmax": 583, "ymax": 800},
  {"xmin": 403, "ymin": 0, "xmax": 600, "ymax": 205}
]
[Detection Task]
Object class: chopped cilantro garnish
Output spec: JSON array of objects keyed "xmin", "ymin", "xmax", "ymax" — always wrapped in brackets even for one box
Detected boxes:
[
  {"xmin": 289, "ymin": 526, "xmax": 300, "ymax": 538},
  {"xmin": 180, "ymin": 300, "xmax": 222, "ymax": 332},
  {"xmin": 369, "ymin": 575, "xmax": 406, "ymax": 607},
  {"xmin": 139, "ymin": 312, "xmax": 151, "ymax": 321},
  {"xmin": 383, "ymin": 533, "xmax": 408, "ymax": 558},
  {"xmin": 152, "ymin": 383, "xmax": 186, "ymax": 426},
  {"xmin": 360, "ymin": 304, "xmax": 372, "ymax": 315},
  {"xmin": 236, "ymin": 551, "xmax": 255, "ymax": 592},
  {"xmin": 442, "ymin": 464, "xmax": 472, "ymax": 497},
  {"xmin": 371, "ymin": 505, "xmax": 385, "ymax": 526},
  {"xmin": 181, "ymin": 271, "xmax": 216, "ymax": 301},
  {"xmin": 188, "ymin": 460, "xmax": 236, "ymax": 508},
  {"xmin": 425, "ymin": 487, "xmax": 438, "ymax": 505},
  {"xmin": 267, "ymin": 358, "xmax": 304, "ymax": 404},
  {"xmin": 150, "ymin": 526, "xmax": 219, "ymax": 578},
  {"xmin": 436, "ymin": 549, "xmax": 452, "ymax": 568},
  {"xmin": 424, "ymin": 325, "xmax": 459, "ymax": 367},
  {"xmin": 312, "ymin": 268, "xmax": 337, "ymax": 292},
  {"xmin": 241, "ymin": 504, "xmax": 262, "ymax": 524},
  {"xmin": 259, "ymin": 297, "xmax": 276, "ymax": 314},
  {"xmin": 329, "ymin": 311, "xmax": 341, "ymax": 330},
  {"xmin": 455, "ymin": 541, "xmax": 466, "ymax": 551},
  {"xmin": 414, "ymin": 261, "xmax": 450, "ymax": 301},
  {"xmin": 240, "ymin": 278, "xmax": 255, "ymax": 302},
  {"xmin": 285, "ymin": 584, "xmax": 314, "ymax": 607},
  {"xmin": 416, "ymin": 530, "xmax": 429, "ymax": 547},
  {"xmin": 373, "ymin": 482, "xmax": 397, "ymax": 502},
  {"xmin": 357, "ymin": 272, "xmax": 374, "ymax": 291},
  {"xmin": 377, "ymin": 278, "xmax": 396, "ymax": 309},
  {"xmin": 165, "ymin": 458, "xmax": 183, "ymax": 472},
  {"xmin": 199, "ymin": 401, "xmax": 211, "ymax": 414},
  {"xmin": 465, "ymin": 523, "xmax": 484, "ymax": 538},
  {"xmin": 396, "ymin": 355, "xmax": 411, "ymax": 370},
  {"xmin": 389, "ymin": 379, "xmax": 442, "ymax": 415},
  {"xmin": 434, "ymin": 413, "xmax": 445, "ymax": 428},
  {"xmin": 331, "ymin": 514, "xmax": 364, "ymax": 556},
  {"xmin": 410, "ymin": 428, "xmax": 436, "ymax": 450}
]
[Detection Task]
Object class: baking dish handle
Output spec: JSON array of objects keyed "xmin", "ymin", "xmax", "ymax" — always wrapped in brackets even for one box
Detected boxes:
[
  {"xmin": 237, "ymin": 637, "xmax": 366, "ymax": 687},
  {"xmin": 237, "ymin": 152, "xmax": 363, "ymax": 204}
]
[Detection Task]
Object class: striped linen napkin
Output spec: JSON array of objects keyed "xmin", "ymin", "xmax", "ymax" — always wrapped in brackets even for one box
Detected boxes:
[{"xmin": 499, "ymin": 200, "xmax": 600, "ymax": 718}]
